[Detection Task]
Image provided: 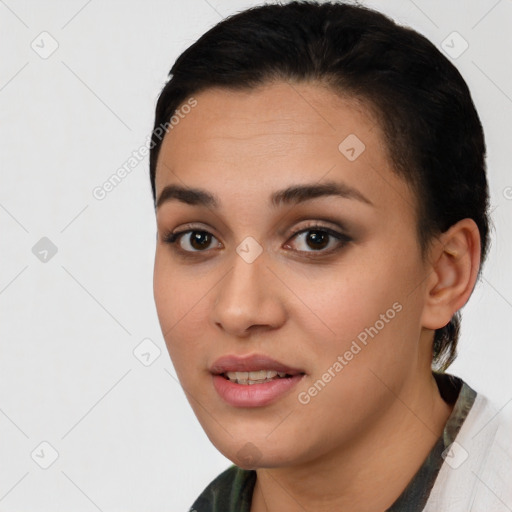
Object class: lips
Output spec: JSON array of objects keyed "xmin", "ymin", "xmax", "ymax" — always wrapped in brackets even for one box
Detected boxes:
[
  {"xmin": 210, "ymin": 354, "xmax": 305, "ymax": 376},
  {"xmin": 210, "ymin": 354, "xmax": 306, "ymax": 407}
]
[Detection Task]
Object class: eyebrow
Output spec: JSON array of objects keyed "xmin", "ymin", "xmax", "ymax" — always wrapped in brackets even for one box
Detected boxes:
[{"xmin": 156, "ymin": 180, "xmax": 373, "ymax": 210}]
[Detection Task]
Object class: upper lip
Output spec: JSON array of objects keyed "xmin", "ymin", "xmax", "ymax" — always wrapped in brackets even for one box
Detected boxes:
[{"xmin": 210, "ymin": 354, "xmax": 305, "ymax": 375}]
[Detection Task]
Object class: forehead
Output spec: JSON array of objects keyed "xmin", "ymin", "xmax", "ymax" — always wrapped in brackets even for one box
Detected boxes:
[{"xmin": 155, "ymin": 81, "xmax": 415, "ymax": 217}]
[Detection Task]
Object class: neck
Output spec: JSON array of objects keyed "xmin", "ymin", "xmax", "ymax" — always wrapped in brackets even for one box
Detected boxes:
[{"xmin": 250, "ymin": 370, "xmax": 454, "ymax": 512}]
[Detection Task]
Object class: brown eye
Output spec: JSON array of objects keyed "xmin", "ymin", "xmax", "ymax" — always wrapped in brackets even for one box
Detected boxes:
[
  {"xmin": 163, "ymin": 230, "xmax": 221, "ymax": 252},
  {"xmin": 304, "ymin": 230, "xmax": 329, "ymax": 250},
  {"xmin": 188, "ymin": 231, "xmax": 213, "ymax": 251},
  {"xmin": 286, "ymin": 226, "xmax": 351, "ymax": 254}
]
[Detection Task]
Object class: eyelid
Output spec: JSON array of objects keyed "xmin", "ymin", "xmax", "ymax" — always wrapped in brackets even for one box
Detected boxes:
[{"xmin": 285, "ymin": 219, "xmax": 348, "ymax": 238}]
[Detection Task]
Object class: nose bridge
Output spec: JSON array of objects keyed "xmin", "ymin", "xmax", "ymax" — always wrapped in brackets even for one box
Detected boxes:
[
  {"xmin": 219, "ymin": 242, "xmax": 267, "ymax": 309},
  {"xmin": 212, "ymin": 241, "xmax": 284, "ymax": 334}
]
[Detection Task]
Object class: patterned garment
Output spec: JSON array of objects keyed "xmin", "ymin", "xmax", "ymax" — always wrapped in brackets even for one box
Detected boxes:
[{"xmin": 190, "ymin": 372, "xmax": 476, "ymax": 512}]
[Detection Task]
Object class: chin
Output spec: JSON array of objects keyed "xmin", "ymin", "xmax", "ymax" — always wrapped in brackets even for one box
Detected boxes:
[{"xmin": 207, "ymin": 430, "xmax": 303, "ymax": 470}]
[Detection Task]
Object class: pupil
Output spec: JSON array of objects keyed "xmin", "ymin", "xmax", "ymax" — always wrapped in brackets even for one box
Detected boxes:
[{"xmin": 307, "ymin": 231, "xmax": 328, "ymax": 250}]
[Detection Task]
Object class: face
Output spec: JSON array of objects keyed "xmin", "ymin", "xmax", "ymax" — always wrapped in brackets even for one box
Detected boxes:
[{"xmin": 153, "ymin": 81, "xmax": 433, "ymax": 469}]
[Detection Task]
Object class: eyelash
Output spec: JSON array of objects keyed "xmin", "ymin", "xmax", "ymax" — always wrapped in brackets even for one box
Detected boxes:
[{"xmin": 162, "ymin": 223, "xmax": 352, "ymax": 258}]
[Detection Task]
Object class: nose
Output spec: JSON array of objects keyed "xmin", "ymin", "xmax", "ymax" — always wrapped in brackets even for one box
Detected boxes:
[{"xmin": 211, "ymin": 247, "xmax": 287, "ymax": 338}]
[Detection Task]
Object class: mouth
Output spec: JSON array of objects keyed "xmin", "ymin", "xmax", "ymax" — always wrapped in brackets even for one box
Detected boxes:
[
  {"xmin": 221, "ymin": 369, "xmax": 302, "ymax": 385},
  {"xmin": 210, "ymin": 354, "xmax": 306, "ymax": 407}
]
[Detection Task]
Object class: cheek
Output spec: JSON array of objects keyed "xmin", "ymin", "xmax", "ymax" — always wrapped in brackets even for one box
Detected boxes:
[
  {"xmin": 153, "ymin": 250, "xmax": 218, "ymax": 377},
  {"xmin": 291, "ymin": 276, "xmax": 420, "ymax": 427},
  {"xmin": 154, "ymin": 250, "xmax": 198, "ymax": 328},
  {"xmin": 153, "ymin": 251, "xmax": 175, "ymax": 330},
  {"xmin": 295, "ymin": 265, "xmax": 398, "ymax": 340},
  {"xmin": 294, "ymin": 246, "xmax": 422, "ymax": 367}
]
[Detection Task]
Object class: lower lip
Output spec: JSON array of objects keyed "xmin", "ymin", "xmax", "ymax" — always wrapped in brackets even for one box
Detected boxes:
[{"xmin": 212, "ymin": 374, "xmax": 305, "ymax": 407}]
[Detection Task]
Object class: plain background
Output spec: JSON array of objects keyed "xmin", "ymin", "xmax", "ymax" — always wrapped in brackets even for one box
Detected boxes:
[{"xmin": 1, "ymin": 0, "xmax": 511, "ymax": 510}]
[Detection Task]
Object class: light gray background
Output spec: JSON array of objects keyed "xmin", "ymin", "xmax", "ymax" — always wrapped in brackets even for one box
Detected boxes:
[{"xmin": 1, "ymin": 0, "xmax": 511, "ymax": 510}]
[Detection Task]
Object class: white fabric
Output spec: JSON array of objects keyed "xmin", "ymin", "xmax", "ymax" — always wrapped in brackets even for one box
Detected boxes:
[{"xmin": 424, "ymin": 391, "xmax": 512, "ymax": 511}]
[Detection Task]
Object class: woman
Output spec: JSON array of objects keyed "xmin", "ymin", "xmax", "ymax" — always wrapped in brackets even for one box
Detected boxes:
[{"xmin": 149, "ymin": 1, "xmax": 512, "ymax": 510}]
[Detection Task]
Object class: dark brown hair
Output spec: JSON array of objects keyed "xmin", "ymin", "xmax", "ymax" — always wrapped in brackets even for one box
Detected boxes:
[{"xmin": 149, "ymin": 1, "xmax": 491, "ymax": 371}]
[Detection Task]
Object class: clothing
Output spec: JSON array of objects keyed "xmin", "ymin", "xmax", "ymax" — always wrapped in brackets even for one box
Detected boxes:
[
  {"xmin": 423, "ymin": 377, "xmax": 512, "ymax": 511},
  {"xmin": 190, "ymin": 373, "xmax": 512, "ymax": 511}
]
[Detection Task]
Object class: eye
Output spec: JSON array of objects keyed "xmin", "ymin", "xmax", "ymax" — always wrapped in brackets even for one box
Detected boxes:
[
  {"xmin": 163, "ymin": 229, "xmax": 221, "ymax": 253},
  {"xmin": 285, "ymin": 225, "xmax": 351, "ymax": 254},
  {"xmin": 161, "ymin": 223, "xmax": 352, "ymax": 256}
]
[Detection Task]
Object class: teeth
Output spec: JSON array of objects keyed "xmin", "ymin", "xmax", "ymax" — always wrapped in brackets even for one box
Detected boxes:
[
  {"xmin": 249, "ymin": 370, "xmax": 268, "ymax": 380},
  {"xmin": 224, "ymin": 369, "xmax": 288, "ymax": 384}
]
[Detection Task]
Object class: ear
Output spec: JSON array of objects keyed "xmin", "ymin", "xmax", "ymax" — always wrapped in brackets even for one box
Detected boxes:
[{"xmin": 420, "ymin": 218, "xmax": 482, "ymax": 331}]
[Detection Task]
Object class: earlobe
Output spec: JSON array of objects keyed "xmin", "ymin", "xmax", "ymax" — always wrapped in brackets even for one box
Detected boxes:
[{"xmin": 421, "ymin": 219, "xmax": 481, "ymax": 330}]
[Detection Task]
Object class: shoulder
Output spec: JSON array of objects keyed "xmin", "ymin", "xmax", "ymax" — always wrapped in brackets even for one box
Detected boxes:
[
  {"xmin": 189, "ymin": 465, "xmax": 256, "ymax": 512},
  {"xmin": 424, "ymin": 383, "xmax": 512, "ymax": 511}
]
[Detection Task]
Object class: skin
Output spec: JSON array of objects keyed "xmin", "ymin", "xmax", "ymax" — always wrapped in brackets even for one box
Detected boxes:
[{"xmin": 152, "ymin": 81, "xmax": 481, "ymax": 511}]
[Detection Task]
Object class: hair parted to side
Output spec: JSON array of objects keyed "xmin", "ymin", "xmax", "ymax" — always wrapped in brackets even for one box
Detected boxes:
[{"xmin": 149, "ymin": 1, "xmax": 491, "ymax": 372}]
